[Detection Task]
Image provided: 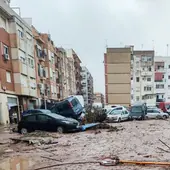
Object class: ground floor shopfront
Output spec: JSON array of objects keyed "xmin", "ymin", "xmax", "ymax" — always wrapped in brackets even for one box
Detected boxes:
[{"xmin": 0, "ymin": 93, "xmax": 19, "ymax": 125}]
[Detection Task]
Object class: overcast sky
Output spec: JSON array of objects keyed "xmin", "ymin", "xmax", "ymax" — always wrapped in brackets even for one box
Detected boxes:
[{"xmin": 11, "ymin": 0, "xmax": 170, "ymax": 94}]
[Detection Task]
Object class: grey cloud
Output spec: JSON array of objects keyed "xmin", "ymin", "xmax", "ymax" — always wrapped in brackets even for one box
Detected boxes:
[{"xmin": 11, "ymin": 0, "xmax": 170, "ymax": 93}]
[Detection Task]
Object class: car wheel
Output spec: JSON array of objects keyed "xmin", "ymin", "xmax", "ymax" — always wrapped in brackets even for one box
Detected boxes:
[
  {"xmin": 163, "ymin": 115, "xmax": 167, "ymax": 119},
  {"xmin": 57, "ymin": 126, "xmax": 64, "ymax": 134},
  {"xmin": 20, "ymin": 128, "xmax": 28, "ymax": 134},
  {"xmin": 118, "ymin": 118, "xmax": 121, "ymax": 123}
]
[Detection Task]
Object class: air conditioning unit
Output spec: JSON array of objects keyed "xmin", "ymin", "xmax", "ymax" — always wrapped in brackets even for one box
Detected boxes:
[{"xmin": 3, "ymin": 54, "xmax": 9, "ymax": 60}]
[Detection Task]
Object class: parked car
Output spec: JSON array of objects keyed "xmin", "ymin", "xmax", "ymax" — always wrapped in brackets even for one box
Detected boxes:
[
  {"xmin": 157, "ymin": 102, "xmax": 170, "ymax": 114},
  {"xmin": 106, "ymin": 109, "xmax": 129, "ymax": 122},
  {"xmin": 22, "ymin": 109, "xmax": 51, "ymax": 116},
  {"xmin": 146, "ymin": 108, "xmax": 169, "ymax": 119},
  {"xmin": 50, "ymin": 96, "xmax": 84, "ymax": 120},
  {"xmin": 106, "ymin": 105, "xmax": 127, "ymax": 114},
  {"xmin": 129, "ymin": 102, "xmax": 147, "ymax": 120},
  {"xmin": 18, "ymin": 112, "xmax": 80, "ymax": 134}
]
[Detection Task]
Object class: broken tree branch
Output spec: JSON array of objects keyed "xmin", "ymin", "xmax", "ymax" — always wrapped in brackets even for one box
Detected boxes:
[
  {"xmin": 159, "ymin": 139, "xmax": 170, "ymax": 150},
  {"xmin": 157, "ymin": 147, "xmax": 170, "ymax": 153},
  {"xmin": 41, "ymin": 156, "xmax": 62, "ymax": 162}
]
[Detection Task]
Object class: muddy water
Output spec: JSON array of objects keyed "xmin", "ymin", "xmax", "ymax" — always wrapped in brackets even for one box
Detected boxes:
[{"xmin": 0, "ymin": 157, "xmax": 33, "ymax": 170}]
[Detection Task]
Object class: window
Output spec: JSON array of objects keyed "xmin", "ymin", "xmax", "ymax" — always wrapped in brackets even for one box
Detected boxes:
[
  {"xmin": 169, "ymin": 75, "xmax": 170, "ymax": 79},
  {"xmin": 169, "ymin": 65, "xmax": 170, "ymax": 69},
  {"xmin": 168, "ymin": 85, "xmax": 170, "ymax": 89},
  {"xmin": 24, "ymin": 115, "xmax": 36, "ymax": 122},
  {"xmin": 147, "ymin": 78, "xmax": 151, "ymax": 82},
  {"xmin": 6, "ymin": 71, "xmax": 11, "ymax": 83},
  {"xmin": 110, "ymin": 110, "xmax": 122, "ymax": 115},
  {"xmin": 156, "ymin": 84, "xmax": 164, "ymax": 89},
  {"xmin": 162, "ymin": 75, "xmax": 164, "ymax": 79},
  {"xmin": 114, "ymin": 107, "xmax": 122, "ymax": 110},
  {"xmin": 20, "ymin": 56, "xmax": 26, "ymax": 64},
  {"xmin": 136, "ymin": 96, "xmax": 139, "ymax": 101},
  {"xmin": 18, "ymin": 30, "xmax": 24, "ymax": 38},
  {"xmin": 71, "ymin": 99, "xmax": 78, "ymax": 107},
  {"xmin": 136, "ymin": 77, "xmax": 140, "ymax": 82},
  {"xmin": 144, "ymin": 86, "xmax": 152, "ymax": 91},
  {"xmin": 37, "ymin": 115, "xmax": 51, "ymax": 122},
  {"xmin": 4, "ymin": 45, "xmax": 9, "ymax": 55},
  {"xmin": 148, "ymin": 67, "xmax": 152, "ymax": 71},
  {"xmin": 153, "ymin": 110, "xmax": 160, "ymax": 114}
]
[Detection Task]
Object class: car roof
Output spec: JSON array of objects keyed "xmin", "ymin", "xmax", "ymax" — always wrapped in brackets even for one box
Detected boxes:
[{"xmin": 132, "ymin": 102, "xmax": 146, "ymax": 106}]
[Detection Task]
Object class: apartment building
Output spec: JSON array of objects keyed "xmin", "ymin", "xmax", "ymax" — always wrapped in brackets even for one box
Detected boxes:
[
  {"xmin": 0, "ymin": 1, "xmax": 38, "ymax": 124},
  {"xmin": 132, "ymin": 51, "xmax": 156, "ymax": 105},
  {"xmin": 66, "ymin": 49, "xmax": 76, "ymax": 95},
  {"xmin": 73, "ymin": 51, "xmax": 82, "ymax": 95},
  {"xmin": 154, "ymin": 56, "xmax": 170, "ymax": 102},
  {"xmin": 104, "ymin": 47, "xmax": 132, "ymax": 106},
  {"xmin": 0, "ymin": 4, "xmax": 19, "ymax": 124},
  {"xmin": 39, "ymin": 34, "xmax": 61, "ymax": 104},
  {"xmin": 94, "ymin": 92, "xmax": 104, "ymax": 107},
  {"xmin": 81, "ymin": 66, "xmax": 94, "ymax": 106}
]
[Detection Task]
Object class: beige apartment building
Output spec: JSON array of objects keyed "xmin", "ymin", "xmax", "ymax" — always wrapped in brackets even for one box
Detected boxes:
[
  {"xmin": 0, "ymin": 1, "xmax": 37, "ymax": 124},
  {"xmin": 104, "ymin": 47, "xmax": 132, "ymax": 106}
]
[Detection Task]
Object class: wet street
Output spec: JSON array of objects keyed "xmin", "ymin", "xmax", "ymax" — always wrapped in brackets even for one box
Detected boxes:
[{"xmin": 1, "ymin": 120, "xmax": 170, "ymax": 170}]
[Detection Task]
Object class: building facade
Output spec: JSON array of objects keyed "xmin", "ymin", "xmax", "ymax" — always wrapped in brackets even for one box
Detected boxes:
[
  {"xmin": 0, "ymin": 1, "xmax": 37, "ymax": 124},
  {"xmin": 81, "ymin": 66, "xmax": 93, "ymax": 106},
  {"xmin": 154, "ymin": 56, "xmax": 170, "ymax": 102},
  {"xmin": 66, "ymin": 49, "xmax": 77, "ymax": 95},
  {"xmin": 104, "ymin": 47, "xmax": 132, "ymax": 106},
  {"xmin": 132, "ymin": 51, "xmax": 156, "ymax": 105}
]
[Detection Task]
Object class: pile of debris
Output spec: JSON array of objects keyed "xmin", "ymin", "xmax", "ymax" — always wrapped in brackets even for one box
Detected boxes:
[
  {"xmin": 93, "ymin": 123, "xmax": 124, "ymax": 132},
  {"xmin": 10, "ymin": 131, "xmax": 59, "ymax": 146},
  {"xmin": 85, "ymin": 107, "xmax": 107, "ymax": 123}
]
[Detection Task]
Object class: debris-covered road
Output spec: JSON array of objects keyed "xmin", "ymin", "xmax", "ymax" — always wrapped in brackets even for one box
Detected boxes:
[{"xmin": 1, "ymin": 120, "xmax": 170, "ymax": 170}]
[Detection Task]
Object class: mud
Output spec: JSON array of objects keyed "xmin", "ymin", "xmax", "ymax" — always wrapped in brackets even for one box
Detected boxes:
[{"xmin": 1, "ymin": 120, "xmax": 170, "ymax": 170}]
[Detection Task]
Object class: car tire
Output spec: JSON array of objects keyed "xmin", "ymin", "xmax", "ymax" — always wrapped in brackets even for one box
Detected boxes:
[
  {"xmin": 57, "ymin": 126, "xmax": 64, "ymax": 134},
  {"xmin": 163, "ymin": 115, "xmax": 167, "ymax": 120},
  {"xmin": 118, "ymin": 118, "xmax": 121, "ymax": 123},
  {"xmin": 20, "ymin": 128, "xmax": 28, "ymax": 134}
]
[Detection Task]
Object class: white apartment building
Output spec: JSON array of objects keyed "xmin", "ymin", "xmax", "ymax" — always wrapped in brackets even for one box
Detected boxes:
[
  {"xmin": 154, "ymin": 56, "xmax": 170, "ymax": 102},
  {"xmin": 81, "ymin": 66, "xmax": 93, "ymax": 106},
  {"xmin": 131, "ymin": 51, "xmax": 156, "ymax": 105}
]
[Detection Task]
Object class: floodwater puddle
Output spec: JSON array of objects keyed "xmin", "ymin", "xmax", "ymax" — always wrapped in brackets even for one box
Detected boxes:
[{"xmin": 0, "ymin": 157, "xmax": 33, "ymax": 170}]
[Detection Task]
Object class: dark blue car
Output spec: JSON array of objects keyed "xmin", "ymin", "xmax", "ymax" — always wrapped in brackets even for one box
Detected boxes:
[{"xmin": 50, "ymin": 96, "xmax": 84, "ymax": 120}]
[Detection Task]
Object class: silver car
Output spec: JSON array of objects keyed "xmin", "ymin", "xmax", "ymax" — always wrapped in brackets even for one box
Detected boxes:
[{"xmin": 146, "ymin": 108, "xmax": 169, "ymax": 119}]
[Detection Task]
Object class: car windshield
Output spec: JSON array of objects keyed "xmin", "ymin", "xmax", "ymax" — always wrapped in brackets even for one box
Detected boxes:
[
  {"xmin": 131, "ymin": 106, "xmax": 142, "ymax": 113},
  {"xmin": 110, "ymin": 110, "xmax": 122, "ymax": 115}
]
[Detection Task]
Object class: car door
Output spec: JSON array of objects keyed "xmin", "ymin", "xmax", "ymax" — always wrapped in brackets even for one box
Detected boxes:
[
  {"xmin": 23, "ymin": 115, "xmax": 37, "ymax": 131},
  {"xmin": 152, "ymin": 109, "xmax": 161, "ymax": 118},
  {"xmin": 147, "ymin": 109, "xmax": 153, "ymax": 118},
  {"xmin": 123, "ymin": 110, "xmax": 129, "ymax": 120},
  {"xmin": 36, "ymin": 114, "xmax": 53, "ymax": 131}
]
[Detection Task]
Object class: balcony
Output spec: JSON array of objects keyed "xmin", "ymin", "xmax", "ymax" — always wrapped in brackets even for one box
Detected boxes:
[
  {"xmin": 155, "ymin": 68, "xmax": 165, "ymax": 72},
  {"xmin": 141, "ymin": 71, "xmax": 153, "ymax": 76},
  {"xmin": 38, "ymin": 56, "xmax": 45, "ymax": 62},
  {"xmin": 35, "ymin": 35, "xmax": 45, "ymax": 44}
]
